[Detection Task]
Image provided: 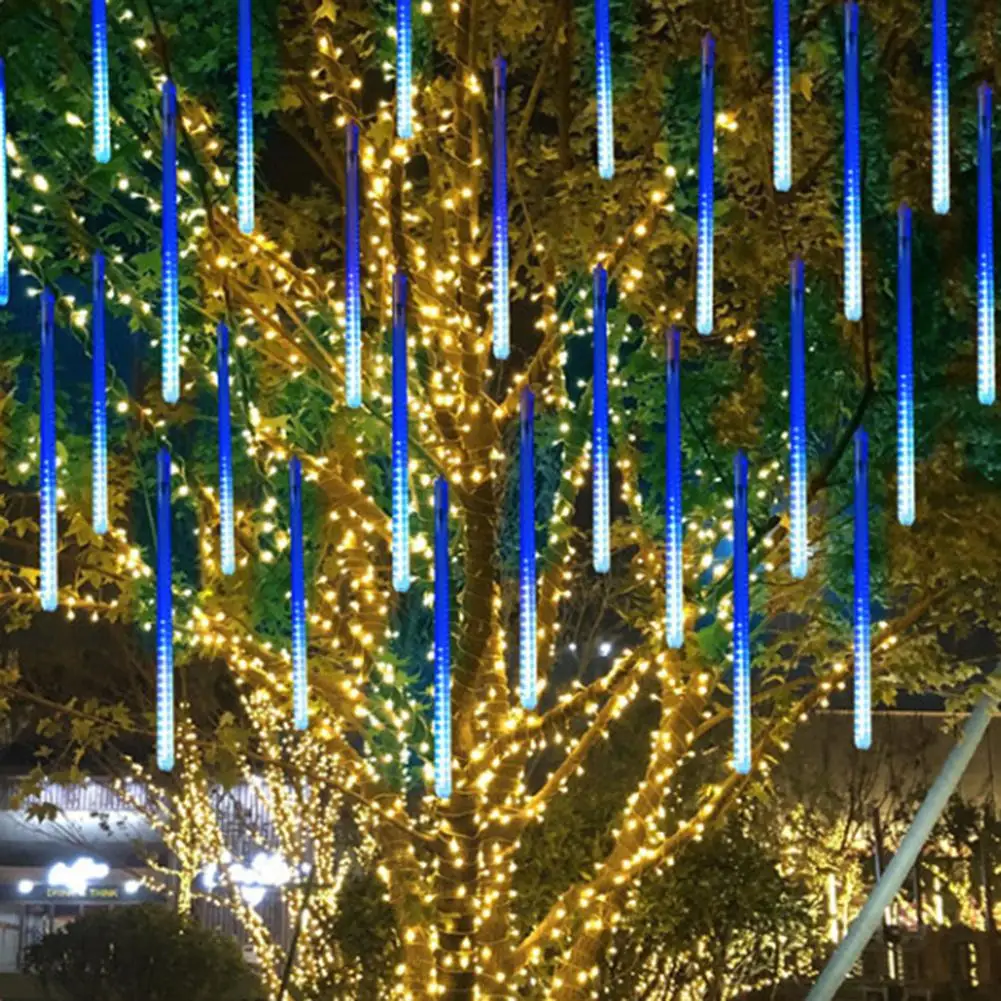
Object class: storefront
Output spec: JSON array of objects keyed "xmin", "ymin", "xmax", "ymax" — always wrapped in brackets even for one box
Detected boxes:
[{"xmin": 0, "ymin": 858, "xmax": 158, "ymax": 970}]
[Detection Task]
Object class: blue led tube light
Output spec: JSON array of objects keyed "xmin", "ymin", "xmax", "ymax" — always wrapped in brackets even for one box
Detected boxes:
[
  {"xmin": 392, "ymin": 272, "xmax": 410, "ymax": 592},
  {"xmin": 932, "ymin": 0, "xmax": 949, "ymax": 214},
  {"xmin": 593, "ymin": 265, "xmax": 610, "ymax": 574},
  {"xmin": 843, "ymin": 2, "xmax": 862, "ymax": 322},
  {"xmin": 345, "ymin": 121, "xmax": 362, "ymax": 408},
  {"xmin": 733, "ymin": 450, "xmax": 751, "ymax": 775},
  {"xmin": 519, "ymin": 388, "xmax": 537, "ymax": 709},
  {"xmin": 773, "ymin": 0, "xmax": 791, "ymax": 191},
  {"xmin": 396, "ymin": 0, "xmax": 412, "ymax": 138},
  {"xmin": 40, "ymin": 290, "xmax": 57, "ymax": 613},
  {"xmin": 665, "ymin": 326, "xmax": 684, "ymax": 649},
  {"xmin": 697, "ymin": 34, "xmax": 716, "ymax": 335},
  {"xmin": 978, "ymin": 83, "xmax": 994, "ymax": 406},
  {"xmin": 595, "ymin": 0, "xmax": 614, "ymax": 180},
  {"xmin": 92, "ymin": 0, "xmax": 111, "ymax": 163},
  {"xmin": 156, "ymin": 446, "xmax": 174, "ymax": 771},
  {"xmin": 161, "ymin": 80, "xmax": 179, "ymax": 404},
  {"xmin": 854, "ymin": 429, "xmax": 871, "ymax": 750},
  {"xmin": 789, "ymin": 257, "xmax": 808, "ymax": 579},
  {"xmin": 92, "ymin": 254, "xmax": 108, "ymax": 535},
  {"xmin": 290, "ymin": 456, "xmax": 308, "ymax": 731},
  {"xmin": 237, "ymin": 0, "xmax": 254, "ymax": 234},
  {"xmin": 897, "ymin": 203, "xmax": 915, "ymax": 526},
  {"xmin": 217, "ymin": 322, "xmax": 235, "ymax": 575},
  {"xmin": 0, "ymin": 60, "xmax": 8, "ymax": 307},
  {"xmin": 434, "ymin": 477, "xmax": 452, "ymax": 798},
  {"xmin": 493, "ymin": 57, "xmax": 510, "ymax": 359}
]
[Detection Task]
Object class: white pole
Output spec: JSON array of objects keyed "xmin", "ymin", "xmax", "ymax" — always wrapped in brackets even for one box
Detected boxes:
[{"xmin": 806, "ymin": 694, "xmax": 995, "ymax": 1001}]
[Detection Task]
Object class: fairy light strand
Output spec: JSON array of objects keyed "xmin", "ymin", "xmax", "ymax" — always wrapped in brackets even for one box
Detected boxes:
[
  {"xmin": 161, "ymin": 80, "xmax": 180, "ymax": 404},
  {"xmin": 733, "ymin": 450, "xmax": 751, "ymax": 774},
  {"xmin": 39, "ymin": 290, "xmax": 57, "ymax": 612},
  {"xmin": 492, "ymin": 56, "xmax": 510, "ymax": 359},
  {"xmin": 156, "ymin": 446, "xmax": 174, "ymax": 771},
  {"xmin": 237, "ymin": 0, "xmax": 254, "ymax": 234},
  {"xmin": 843, "ymin": 2, "xmax": 862, "ymax": 322},
  {"xmin": 665, "ymin": 326, "xmax": 684, "ymax": 648},
  {"xmin": 395, "ymin": 0, "xmax": 413, "ymax": 139},
  {"xmin": 392, "ymin": 272, "xmax": 410, "ymax": 592},
  {"xmin": 773, "ymin": 0, "xmax": 792, "ymax": 191},
  {"xmin": 91, "ymin": 253, "xmax": 108, "ymax": 535},
  {"xmin": 978, "ymin": 83, "xmax": 994, "ymax": 406},
  {"xmin": 0, "ymin": 59, "xmax": 8, "ymax": 307},
  {"xmin": 592, "ymin": 264, "xmax": 610, "ymax": 574},
  {"xmin": 897, "ymin": 203, "xmax": 915, "ymax": 526},
  {"xmin": 789, "ymin": 257, "xmax": 807, "ymax": 579},
  {"xmin": 697, "ymin": 34, "xmax": 716, "ymax": 335},
  {"xmin": 854, "ymin": 428, "xmax": 871, "ymax": 750},
  {"xmin": 91, "ymin": 0, "xmax": 111, "ymax": 163},
  {"xmin": 595, "ymin": 0, "xmax": 614, "ymax": 180},
  {"xmin": 931, "ymin": 0, "xmax": 949, "ymax": 214},
  {"xmin": 519, "ymin": 388, "xmax": 537, "ymax": 709},
  {"xmin": 433, "ymin": 476, "xmax": 452, "ymax": 798},
  {"xmin": 217, "ymin": 322, "xmax": 235, "ymax": 574},
  {"xmin": 345, "ymin": 121, "xmax": 362, "ymax": 407},
  {"xmin": 290, "ymin": 456, "xmax": 308, "ymax": 731}
]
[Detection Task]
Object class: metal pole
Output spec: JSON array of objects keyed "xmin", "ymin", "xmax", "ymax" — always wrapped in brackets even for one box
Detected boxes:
[{"xmin": 806, "ymin": 694, "xmax": 996, "ymax": 1001}]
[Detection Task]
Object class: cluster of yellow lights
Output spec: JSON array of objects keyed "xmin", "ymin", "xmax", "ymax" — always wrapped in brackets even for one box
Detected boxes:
[{"xmin": 0, "ymin": 4, "xmax": 930, "ymax": 1001}]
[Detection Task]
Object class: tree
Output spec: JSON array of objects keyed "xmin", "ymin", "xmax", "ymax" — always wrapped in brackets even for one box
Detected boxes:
[
  {"xmin": 26, "ymin": 903, "xmax": 261, "ymax": 1001},
  {"xmin": 0, "ymin": 0, "xmax": 1000, "ymax": 999}
]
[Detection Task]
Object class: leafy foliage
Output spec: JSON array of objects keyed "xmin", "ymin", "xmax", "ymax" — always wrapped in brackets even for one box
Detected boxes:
[{"xmin": 26, "ymin": 904, "xmax": 262, "ymax": 1001}]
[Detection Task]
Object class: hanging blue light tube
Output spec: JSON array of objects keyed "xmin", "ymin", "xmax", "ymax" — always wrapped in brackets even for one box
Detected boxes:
[
  {"xmin": 493, "ymin": 57, "xmax": 510, "ymax": 359},
  {"xmin": 91, "ymin": 0, "xmax": 111, "ymax": 163},
  {"xmin": 593, "ymin": 265, "xmax": 610, "ymax": 574},
  {"xmin": 392, "ymin": 272, "xmax": 410, "ymax": 592},
  {"xmin": 396, "ymin": 0, "xmax": 412, "ymax": 139},
  {"xmin": 931, "ymin": 0, "xmax": 949, "ymax": 214},
  {"xmin": 156, "ymin": 446, "xmax": 174, "ymax": 771},
  {"xmin": 897, "ymin": 203, "xmax": 915, "ymax": 526},
  {"xmin": 665, "ymin": 327, "xmax": 684, "ymax": 649},
  {"xmin": 217, "ymin": 322, "xmax": 235, "ymax": 575},
  {"xmin": 789, "ymin": 257, "xmax": 807, "ymax": 579},
  {"xmin": 773, "ymin": 0, "xmax": 791, "ymax": 192},
  {"xmin": 161, "ymin": 80, "xmax": 179, "ymax": 404},
  {"xmin": 978, "ymin": 83, "xmax": 994, "ymax": 406},
  {"xmin": 345, "ymin": 122, "xmax": 362, "ymax": 408},
  {"xmin": 0, "ymin": 59, "xmax": 8, "ymax": 307},
  {"xmin": 853, "ymin": 428, "xmax": 871, "ymax": 751},
  {"xmin": 289, "ymin": 456, "xmax": 308, "ymax": 731},
  {"xmin": 92, "ymin": 254, "xmax": 108, "ymax": 535},
  {"xmin": 733, "ymin": 450, "xmax": 751, "ymax": 775},
  {"xmin": 697, "ymin": 34, "xmax": 716, "ymax": 335},
  {"xmin": 843, "ymin": 2, "xmax": 862, "ymax": 322},
  {"xmin": 519, "ymin": 388, "xmax": 537, "ymax": 709},
  {"xmin": 433, "ymin": 476, "xmax": 452, "ymax": 798},
  {"xmin": 39, "ymin": 291, "xmax": 57, "ymax": 613},
  {"xmin": 595, "ymin": 0, "xmax": 614, "ymax": 180},
  {"xmin": 237, "ymin": 0, "xmax": 254, "ymax": 234}
]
